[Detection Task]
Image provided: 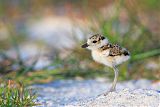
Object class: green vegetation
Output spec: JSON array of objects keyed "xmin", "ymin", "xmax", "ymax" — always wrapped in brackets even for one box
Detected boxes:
[
  {"xmin": 0, "ymin": 0, "xmax": 159, "ymax": 85},
  {"xmin": 0, "ymin": 1, "xmax": 159, "ymax": 106},
  {"xmin": 0, "ymin": 80, "xmax": 39, "ymax": 107}
]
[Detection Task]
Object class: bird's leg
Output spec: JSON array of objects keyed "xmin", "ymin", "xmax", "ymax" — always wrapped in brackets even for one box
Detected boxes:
[
  {"xmin": 109, "ymin": 66, "xmax": 119, "ymax": 92},
  {"xmin": 102, "ymin": 66, "xmax": 119, "ymax": 96}
]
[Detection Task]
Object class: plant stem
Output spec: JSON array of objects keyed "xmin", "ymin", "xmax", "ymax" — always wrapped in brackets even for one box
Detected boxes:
[{"xmin": 131, "ymin": 48, "xmax": 160, "ymax": 61}]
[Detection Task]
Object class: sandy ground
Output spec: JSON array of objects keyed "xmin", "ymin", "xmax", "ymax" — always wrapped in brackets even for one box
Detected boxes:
[
  {"xmin": 68, "ymin": 89, "xmax": 160, "ymax": 107},
  {"xmin": 31, "ymin": 79, "xmax": 160, "ymax": 107}
]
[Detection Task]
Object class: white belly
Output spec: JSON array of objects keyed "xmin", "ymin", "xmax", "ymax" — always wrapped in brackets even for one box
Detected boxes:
[{"xmin": 91, "ymin": 51, "xmax": 113, "ymax": 67}]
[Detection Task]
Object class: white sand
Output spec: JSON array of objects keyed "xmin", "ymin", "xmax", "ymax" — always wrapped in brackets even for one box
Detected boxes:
[
  {"xmin": 32, "ymin": 79, "xmax": 160, "ymax": 107},
  {"xmin": 69, "ymin": 88, "xmax": 160, "ymax": 107}
]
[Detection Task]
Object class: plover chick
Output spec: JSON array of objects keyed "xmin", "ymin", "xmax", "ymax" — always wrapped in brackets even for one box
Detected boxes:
[{"xmin": 81, "ymin": 34, "xmax": 130, "ymax": 95}]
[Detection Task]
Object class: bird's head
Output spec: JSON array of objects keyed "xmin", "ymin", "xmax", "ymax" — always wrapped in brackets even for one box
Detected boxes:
[{"xmin": 81, "ymin": 34, "xmax": 108, "ymax": 50}]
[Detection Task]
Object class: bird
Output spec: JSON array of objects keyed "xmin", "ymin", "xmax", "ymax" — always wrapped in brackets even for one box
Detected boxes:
[{"xmin": 81, "ymin": 34, "xmax": 130, "ymax": 95}]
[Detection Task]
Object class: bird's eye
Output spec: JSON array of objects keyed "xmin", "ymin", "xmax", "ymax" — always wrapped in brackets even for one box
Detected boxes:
[
  {"xmin": 101, "ymin": 36, "xmax": 105, "ymax": 40},
  {"xmin": 92, "ymin": 40, "xmax": 97, "ymax": 43}
]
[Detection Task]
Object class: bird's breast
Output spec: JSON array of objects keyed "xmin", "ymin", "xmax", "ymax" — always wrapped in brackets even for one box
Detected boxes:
[
  {"xmin": 91, "ymin": 50, "xmax": 113, "ymax": 67},
  {"xmin": 91, "ymin": 51, "xmax": 102, "ymax": 63}
]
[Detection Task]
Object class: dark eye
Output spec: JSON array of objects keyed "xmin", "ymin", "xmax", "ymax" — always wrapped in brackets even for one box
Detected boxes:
[
  {"xmin": 101, "ymin": 36, "xmax": 105, "ymax": 40},
  {"xmin": 92, "ymin": 40, "xmax": 97, "ymax": 43}
]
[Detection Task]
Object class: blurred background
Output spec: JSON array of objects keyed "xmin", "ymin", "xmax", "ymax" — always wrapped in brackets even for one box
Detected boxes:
[{"xmin": 0, "ymin": 0, "xmax": 160, "ymax": 85}]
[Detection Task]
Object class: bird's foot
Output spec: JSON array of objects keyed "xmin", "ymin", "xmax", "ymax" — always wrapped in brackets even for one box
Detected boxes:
[
  {"xmin": 97, "ymin": 89, "xmax": 115, "ymax": 97},
  {"xmin": 103, "ymin": 89, "xmax": 115, "ymax": 96}
]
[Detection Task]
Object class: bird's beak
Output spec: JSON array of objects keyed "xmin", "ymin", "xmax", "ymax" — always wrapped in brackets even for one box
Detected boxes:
[{"xmin": 81, "ymin": 43, "xmax": 89, "ymax": 48}]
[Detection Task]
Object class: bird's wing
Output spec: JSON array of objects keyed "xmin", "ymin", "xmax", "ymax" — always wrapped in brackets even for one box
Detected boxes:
[
  {"xmin": 109, "ymin": 44, "xmax": 130, "ymax": 56},
  {"xmin": 100, "ymin": 44, "xmax": 130, "ymax": 57},
  {"xmin": 100, "ymin": 43, "xmax": 112, "ymax": 56},
  {"xmin": 109, "ymin": 44, "xmax": 123, "ymax": 56}
]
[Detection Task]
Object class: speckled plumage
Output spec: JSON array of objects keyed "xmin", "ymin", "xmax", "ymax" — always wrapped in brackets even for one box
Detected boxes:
[{"xmin": 99, "ymin": 43, "xmax": 130, "ymax": 56}]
